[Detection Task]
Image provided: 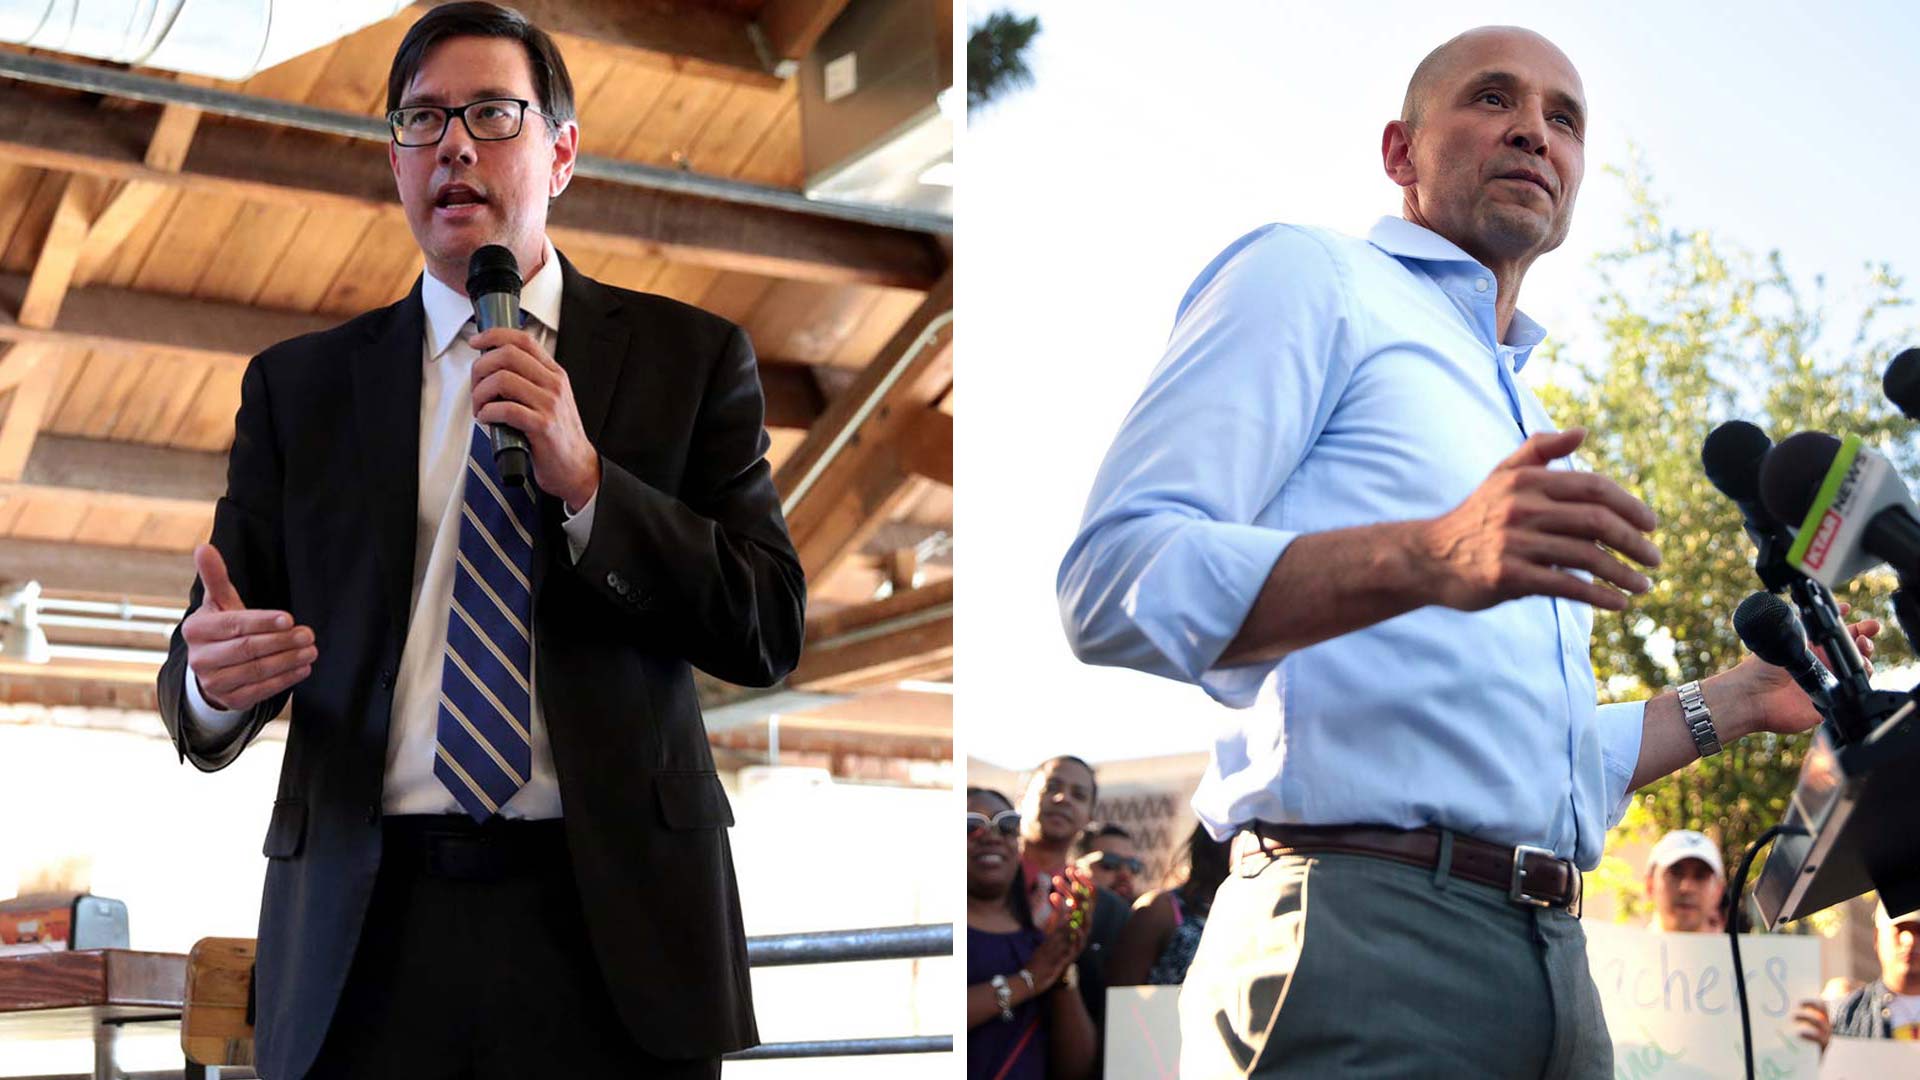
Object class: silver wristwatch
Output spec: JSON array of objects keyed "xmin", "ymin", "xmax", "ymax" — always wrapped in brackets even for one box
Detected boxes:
[{"xmin": 1677, "ymin": 680, "xmax": 1721, "ymax": 758}]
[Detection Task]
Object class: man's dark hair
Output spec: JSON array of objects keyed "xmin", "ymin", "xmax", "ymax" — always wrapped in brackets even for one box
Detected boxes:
[
  {"xmin": 1072, "ymin": 821, "xmax": 1132, "ymax": 859},
  {"xmin": 386, "ymin": 2, "xmax": 577, "ymax": 127},
  {"xmin": 1029, "ymin": 753, "xmax": 1099, "ymax": 806}
]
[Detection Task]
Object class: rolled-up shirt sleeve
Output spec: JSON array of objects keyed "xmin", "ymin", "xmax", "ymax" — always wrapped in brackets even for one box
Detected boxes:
[
  {"xmin": 1057, "ymin": 225, "xmax": 1358, "ymax": 707},
  {"xmin": 1597, "ymin": 699, "xmax": 1647, "ymax": 827}
]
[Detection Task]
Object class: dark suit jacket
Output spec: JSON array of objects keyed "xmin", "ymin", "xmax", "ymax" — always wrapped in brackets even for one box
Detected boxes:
[{"xmin": 156, "ymin": 251, "xmax": 806, "ymax": 1078}]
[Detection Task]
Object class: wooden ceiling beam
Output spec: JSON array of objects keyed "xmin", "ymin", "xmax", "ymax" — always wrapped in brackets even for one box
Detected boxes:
[
  {"xmin": 0, "ymin": 537, "xmax": 193, "ymax": 600},
  {"xmin": 20, "ymin": 434, "xmax": 226, "ymax": 503},
  {"xmin": 419, "ymin": 0, "xmax": 780, "ymax": 87},
  {"xmin": 788, "ymin": 578, "xmax": 953, "ymax": 692},
  {"xmin": 757, "ymin": 0, "xmax": 855, "ymax": 67},
  {"xmin": 896, "ymin": 406, "xmax": 951, "ymax": 487},
  {"xmin": 774, "ymin": 272, "xmax": 950, "ymax": 582},
  {"xmin": 1, "ymin": 171, "xmax": 113, "ymax": 482},
  {"xmin": 74, "ymin": 99, "xmax": 204, "ymax": 283},
  {"xmin": 0, "ymin": 276, "xmax": 825, "ymax": 431},
  {"xmin": 19, "ymin": 174, "xmax": 112, "ymax": 331},
  {"xmin": 0, "ymin": 84, "xmax": 944, "ymax": 289}
]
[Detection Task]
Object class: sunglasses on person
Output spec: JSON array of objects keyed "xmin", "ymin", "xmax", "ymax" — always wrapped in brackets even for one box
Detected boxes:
[
  {"xmin": 967, "ymin": 810, "xmax": 1021, "ymax": 838},
  {"xmin": 1082, "ymin": 852, "xmax": 1145, "ymax": 875}
]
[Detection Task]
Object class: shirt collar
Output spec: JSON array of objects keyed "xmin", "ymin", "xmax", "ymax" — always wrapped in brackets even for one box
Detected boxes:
[
  {"xmin": 1367, "ymin": 215, "xmax": 1482, "ymax": 265},
  {"xmin": 422, "ymin": 237, "xmax": 564, "ymax": 361},
  {"xmin": 1367, "ymin": 216, "xmax": 1550, "ymax": 368}
]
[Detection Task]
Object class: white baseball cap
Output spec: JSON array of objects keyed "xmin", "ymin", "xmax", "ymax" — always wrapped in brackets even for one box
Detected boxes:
[{"xmin": 1646, "ymin": 830, "xmax": 1725, "ymax": 880}]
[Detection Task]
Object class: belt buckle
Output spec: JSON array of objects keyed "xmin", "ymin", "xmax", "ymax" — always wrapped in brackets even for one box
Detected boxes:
[{"xmin": 1509, "ymin": 844, "xmax": 1556, "ymax": 908}]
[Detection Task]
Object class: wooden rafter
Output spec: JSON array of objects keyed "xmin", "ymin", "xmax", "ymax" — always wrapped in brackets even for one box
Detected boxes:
[
  {"xmin": 0, "ymin": 276, "xmax": 826, "ymax": 433},
  {"xmin": 774, "ymin": 272, "xmax": 951, "ymax": 582},
  {"xmin": 437, "ymin": 0, "xmax": 779, "ymax": 86},
  {"xmin": 757, "ymin": 0, "xmax": 855, "ymax": 65},
  {"xmin": 0, "ymin": 84, "xmax": 944, "ymax": 289},
  {"xmin": 74, "ymin": 100, "xmax": 204, "ymax": 283},
  {"xmin": 0, "ymin": 537, "xmax": 192, "ymax": 599},
  {"xmin": 788, "ymin": 578, "xmax": 953, "ymax": 692},
  {"xmin": 1, "ymin": 172, "xmax": 112, "ymax": 480}
]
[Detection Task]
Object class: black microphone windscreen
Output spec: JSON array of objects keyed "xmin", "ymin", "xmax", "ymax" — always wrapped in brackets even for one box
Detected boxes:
[
  {"xmin": 1733, "ymin": 591, "xmax": 1807, "ymax": 668},
  {"xmin": 466, "ymin": 244, "xmax": 522, "ymax": 299},
  {"xmin": 1702, "ymin": 420, "xmax": 1773, "ymax": 503},
  {"xmin": 1759, "ymin": 431, "xmax": 1844, "ymax": 527},
  {"xmin": 1885, "ymin": 348, "xmax": 1920, "ymax": 420}
]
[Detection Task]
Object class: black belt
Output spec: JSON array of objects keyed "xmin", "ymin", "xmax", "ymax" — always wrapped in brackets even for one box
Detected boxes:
[
  {"xmin": 1237, "ymin": 823, "xmax": 1582, "ymax": 915},
  {"xmin": 380, "ymin": 814, "xmax": 568, "ymax": 881}
]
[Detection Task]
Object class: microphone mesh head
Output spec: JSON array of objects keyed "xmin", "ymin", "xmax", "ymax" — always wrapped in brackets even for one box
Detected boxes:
[
  {"xmin": 1702, "ymin": 420, "xmax": 1772, "ymax": 503},
  {"xmin": 1886, "ymin": 348, "xmax": 1920, "ymax": 421},
  {"xmin": 1758, "ymin": 431, "xmax": 1843, "ymax": 527},
  {"xmin": 1733, "ymin": 591, "xmax": 1805, "ymax": 668},
  {"xmin": 465, "ymin": 243, "xmax": 522, "ymax": 299}
]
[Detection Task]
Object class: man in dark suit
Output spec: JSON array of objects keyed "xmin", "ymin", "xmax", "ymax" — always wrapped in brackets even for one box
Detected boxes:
[{"xmin": 154, "ymin": 5, "xmax": 804, "ymax": 1077}]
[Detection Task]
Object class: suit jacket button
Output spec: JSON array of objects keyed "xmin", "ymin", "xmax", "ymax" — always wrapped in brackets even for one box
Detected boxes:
[
  {"xmin": 377, "ymin": 668, "xmax": 395, "ymax": 690},
  {"xmin": 607, "ymin": 571, "xmax": 628, "ymax": 595}
]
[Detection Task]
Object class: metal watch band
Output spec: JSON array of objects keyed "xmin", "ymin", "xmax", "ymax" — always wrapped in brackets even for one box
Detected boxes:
[{"xmin": 1678, "ymin": 680, "xmax": 1721, "ymax": 758}]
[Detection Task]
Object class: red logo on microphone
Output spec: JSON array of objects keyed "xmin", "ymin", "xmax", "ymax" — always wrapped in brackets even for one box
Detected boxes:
[{"xmin": 1805, "ymin": 509, "xmax": 1843, "ymax": 570}]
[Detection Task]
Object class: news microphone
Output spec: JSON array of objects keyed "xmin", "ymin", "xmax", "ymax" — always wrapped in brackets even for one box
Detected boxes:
[
  {"xmin": 1758, "ymin": 432, "xmax": 1920, "ymax": 588},
  {"xmin": 1733, "ymin": 591, "xmax": 1837, "ymax": 720},
  {"xmin": 1703, "ymin": 420, "xmax": 1803, "ymax": 593},
  {"xmin": 466, "ymin": 244, "xmax": 531, "ymax": 488},
  {"xmin": 1883, "ymin": 348, "xmax": 1920, "ymax": 421}
]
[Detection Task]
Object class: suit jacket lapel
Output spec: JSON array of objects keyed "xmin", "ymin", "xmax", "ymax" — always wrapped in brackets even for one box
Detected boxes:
[
  {"xmin": 350, "ymin": 276, "xmax": 426, "ymax": 645},
  {"xmin": 536, "ymin": 251, "xmax": 629, "ymax": 604}
]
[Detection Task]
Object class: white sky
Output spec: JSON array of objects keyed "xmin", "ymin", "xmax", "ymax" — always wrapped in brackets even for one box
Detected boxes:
[{"xmin": 955, "ymin": 2, "xmax": 1920, "ymax": 770}]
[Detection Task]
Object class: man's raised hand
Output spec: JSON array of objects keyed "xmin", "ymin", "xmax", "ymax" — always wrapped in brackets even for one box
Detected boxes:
[
  {"xmin": 1416, "ymin": 427, "xmax": 1663, "ymax": 613},
  {"xmin": 182, "ymin": 544, "xmax": 316, "ymax": 711}
]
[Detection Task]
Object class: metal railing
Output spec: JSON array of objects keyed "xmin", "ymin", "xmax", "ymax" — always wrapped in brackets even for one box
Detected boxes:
[
  {"xmin": 1, "ymin": 924, "xmax": 951, "ymax": 1079},
  {"xmin": 726, "ymin": 923, "xmax": 953, "ymax": 1061}
]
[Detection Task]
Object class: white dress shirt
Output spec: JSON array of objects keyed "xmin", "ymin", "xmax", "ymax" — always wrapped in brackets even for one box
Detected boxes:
[
  {"xmin": 1058, "ymin": 219, "xmax": 1645, "ymax": 869},
  {"xmin": 184, "ymin": 238, "xmax": 595, "ymax": 819}
]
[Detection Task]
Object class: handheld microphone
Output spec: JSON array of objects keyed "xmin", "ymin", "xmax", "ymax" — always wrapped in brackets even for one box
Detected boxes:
[
  {"xmin": 466, "ymin": 244, "xmax": 531, "ymax": 488},
  {"xmin": 1733, "ymin": 591, "xmax": 1836, "ymax": 720},
  {"xmin": 1882, "ymin": 348, "xmax": 1920, "ymax": 421},
  {"xmin": 1758, "ymin": 432, "xmax": 1920, "ymax": 588}
]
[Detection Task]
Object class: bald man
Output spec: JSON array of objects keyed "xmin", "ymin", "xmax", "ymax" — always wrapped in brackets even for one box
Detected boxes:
[{"xmin": 1058, "ymin": 25, "xmax": 1879, "ymax": 1078}]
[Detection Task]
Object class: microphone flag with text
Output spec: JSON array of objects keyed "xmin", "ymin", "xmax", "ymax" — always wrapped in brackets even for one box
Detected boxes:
[{"xmin": 1758, "ymin": 431, "xmax": 1920, "ymax": 589}]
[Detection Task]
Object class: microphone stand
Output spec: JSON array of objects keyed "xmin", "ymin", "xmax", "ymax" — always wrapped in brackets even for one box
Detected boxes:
[{"xmin": 1747, "ymin": 519, "xmax": 1898, "ymax": 744}]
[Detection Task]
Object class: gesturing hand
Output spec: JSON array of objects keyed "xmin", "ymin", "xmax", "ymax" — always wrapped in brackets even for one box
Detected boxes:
[
  {"xmin": 469, "ymin": 326, "xmax": 600, "ymax": 513},
  {"xmin": 1416, "ymin": 427, "xmax": 1662, "ymax": 613},
  {"xmin": 182, "ymin": 544, "xmax": 316, "ymax": 711}
]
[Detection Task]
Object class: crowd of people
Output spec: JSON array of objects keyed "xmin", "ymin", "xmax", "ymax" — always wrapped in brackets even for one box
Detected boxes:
[
  {"xmin": 966, "ymin": 755, "xmax": 1234, "ymax": 1080},
  {"xmin": 1640, "ymin": 828, "xmax": 1920, "ymax": 1053},
  {"xmin": 971, "ymin": 772, "xmax": 1919, "ymax": 1079}
]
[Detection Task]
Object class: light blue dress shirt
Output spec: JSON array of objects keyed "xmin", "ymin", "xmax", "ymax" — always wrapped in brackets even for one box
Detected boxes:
[{"xmin": 1057, "ymin": 217, "xmax": 1645, "ymax": 869}]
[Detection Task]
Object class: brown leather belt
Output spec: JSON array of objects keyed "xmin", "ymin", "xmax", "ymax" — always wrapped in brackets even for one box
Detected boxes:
[{"xmin": 1236, "ymin": 823, "xmax": 1582, "ymax": 915}]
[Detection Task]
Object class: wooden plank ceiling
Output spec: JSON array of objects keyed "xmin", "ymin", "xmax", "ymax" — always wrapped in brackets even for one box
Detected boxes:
[{"xmin": 0, "ymin": 0, "xmax": 953, "ymax": 725}]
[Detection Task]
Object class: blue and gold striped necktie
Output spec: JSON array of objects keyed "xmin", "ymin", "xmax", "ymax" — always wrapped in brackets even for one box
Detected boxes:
[{"xmin": 435, "ymin": 339, "xmax": 538, "ymax": 820}]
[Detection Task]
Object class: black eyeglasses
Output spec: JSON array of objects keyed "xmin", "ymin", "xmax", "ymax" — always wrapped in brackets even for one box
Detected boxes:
[
  {"xmin": 387, "ymin": 97, "xmax": 557, "ymax": 147},
  {"xmin": 1082, "ymin": 852, "xmax": 1144, "ymax": 875},
  {"xmin": 967, "ymin": 810, "xmax": 1020, "ymax": 839}
]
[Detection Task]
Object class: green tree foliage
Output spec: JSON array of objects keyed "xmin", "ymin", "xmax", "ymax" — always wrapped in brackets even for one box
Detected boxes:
[
  {"xmin": 967, "ymin": 11, "xmax": 1041, "ymax": 111},
  {"xmin": 1536, "ymin": 158, "xmax": 1918, "ymax": 919}
]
